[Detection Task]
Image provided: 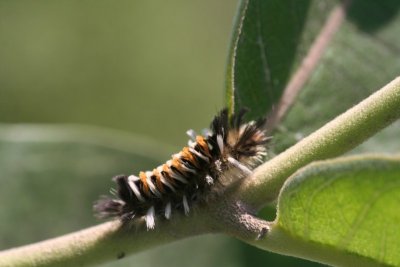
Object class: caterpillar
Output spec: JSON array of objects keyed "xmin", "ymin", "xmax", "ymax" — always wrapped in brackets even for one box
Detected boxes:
[{"xmin": 94, "ymin": 108, "xmax": 269, "ymax": 229}]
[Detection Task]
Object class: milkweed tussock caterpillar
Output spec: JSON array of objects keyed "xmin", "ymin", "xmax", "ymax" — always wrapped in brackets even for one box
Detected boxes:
[{"xmin": 94, "ymin": 109, "xmax": 269, "ymax": 230}]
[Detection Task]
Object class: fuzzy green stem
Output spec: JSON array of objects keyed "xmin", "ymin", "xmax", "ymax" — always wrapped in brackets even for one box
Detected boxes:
[
  {"xmin": 248, "ymin": 224, "xmax": 384, "ymax": 267},
  {"xmin": 0, "ymin": 217, "xmax": 209, "ymax": 267},
  {"xmin": 237, "ymin": 76, "xmax": 400, "ymax": 209}
]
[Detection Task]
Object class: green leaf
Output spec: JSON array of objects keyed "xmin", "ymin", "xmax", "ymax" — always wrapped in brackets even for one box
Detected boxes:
[
  {"xmin": 273, "ymin": 0, "xmax": 400, "ymax": 152},
  {"xmin": 226, "ymin": 0, "xmax": 400, "ymax": 153},
  {"xmin": 226, "ymin": 0, "xmax": 338, "ymax": 119},
  {"xmin": 277, "ymin": 155, "xmax": 400, "ymax": 266}
]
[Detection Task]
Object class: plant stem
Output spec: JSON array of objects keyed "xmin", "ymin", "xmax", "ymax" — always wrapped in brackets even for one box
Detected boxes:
[
  {"xmin": 236, "ymin": 76, "xmax": 400, "ymax": 209},
  {"xmin": 1, "ymin": 77, "xmax": 399, "ymax": 267},
  {"xmin": 248, "ymin": 224, "xmax": 384, "ymax": 267},
  {"xmin": 0, "ymin": 218, "xmax": 207, "ymax": 267}
]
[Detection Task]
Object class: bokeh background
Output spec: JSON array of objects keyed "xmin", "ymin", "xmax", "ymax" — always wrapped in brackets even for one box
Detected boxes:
[{"xmin": 0, "ymin": 1, "xmax": 322, "ymax": 266}]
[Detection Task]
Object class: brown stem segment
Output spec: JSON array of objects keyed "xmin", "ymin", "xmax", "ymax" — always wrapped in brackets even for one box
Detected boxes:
[{"xmin": 215, "ymin": 200, "xmax": 272, "ymax": 241}]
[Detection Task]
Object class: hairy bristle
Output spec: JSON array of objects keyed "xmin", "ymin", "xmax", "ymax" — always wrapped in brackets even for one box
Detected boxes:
[{"xmin": 94, "ymin": 108, "xmax": 269, "ymax": 229}]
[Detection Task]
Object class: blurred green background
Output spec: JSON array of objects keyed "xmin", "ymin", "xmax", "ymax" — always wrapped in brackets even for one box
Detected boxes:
[
  {"xmin": 0, "ymin": 0, "xmax": 232, "ymax": 142},
  {"xmin": 0, "ymin": 1, "xmax": 321, "ymax": 266}
]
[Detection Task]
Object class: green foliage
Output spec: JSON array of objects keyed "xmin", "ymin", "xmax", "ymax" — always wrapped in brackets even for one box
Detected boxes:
[
  {"xmin": 1, "ymin": 0, "xmax": 400, "ymax": 266},
  {"xmin": 226, "ymin": 0, "xmax": 400, "ymax": 265},
  {"xmin": 227, "ymin": 0, "xmax": 400, "ymax": 152},
  {"xmin": 226, "ymin": 0, "xmax": 337, "ymax": 120},
  {"xmin": 278, "ymin": 156, "xmax": 400, "ymax": 266}
]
